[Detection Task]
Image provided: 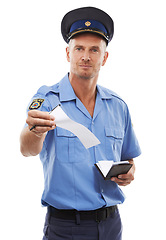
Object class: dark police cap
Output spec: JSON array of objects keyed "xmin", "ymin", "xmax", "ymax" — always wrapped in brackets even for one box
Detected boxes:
[{"xmin": 61, "ymin": 7, "xmax": 114, "ymax": 44}]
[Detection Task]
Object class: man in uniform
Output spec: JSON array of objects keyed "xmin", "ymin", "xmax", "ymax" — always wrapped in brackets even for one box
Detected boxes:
[{"xmin": 20, "ymin": 7, "xmax": 141, "ymax": 240}]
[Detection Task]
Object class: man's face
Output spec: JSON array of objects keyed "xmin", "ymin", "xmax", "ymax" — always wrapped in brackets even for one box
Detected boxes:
[{"xmin": 66, "ymin": 33, "xmax": 108, "ymax": 80}]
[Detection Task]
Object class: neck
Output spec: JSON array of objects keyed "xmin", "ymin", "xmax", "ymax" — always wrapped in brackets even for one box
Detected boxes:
[
  {"xmin": 69, "ymin": 72, "xmax": 98, "ymax": 104},
  {"xmin": 69, "ymin": 72, "xmax": 98, "ymax": 117}
]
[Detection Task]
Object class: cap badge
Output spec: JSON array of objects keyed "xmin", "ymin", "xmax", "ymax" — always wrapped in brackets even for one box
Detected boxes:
[{"xmin": 85, "ymin": 21, "xmax": 91, "ymax": 27}]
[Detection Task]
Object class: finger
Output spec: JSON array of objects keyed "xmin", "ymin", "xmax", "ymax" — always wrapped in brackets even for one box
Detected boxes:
[
  {"xmin": 30, "ymin": 125, "xmax": 56, "ymax": 138},
  {"xmin": 28, "ymin": 110, "xmax": 55, "ymax": 120},
  {"xmin": 111, "ymin": 177, "xmax": 131, "ymax": 185},
  {"xmin": 111, "ymin": 177, "xmax": 124, "ymax": 183},
  {"xmin": 118, "ymin": 174, "xmax": 130, "ymax": 179},
  {"xmin": 33, "ymin": 125, "xmax": 56, "ymax": 133},
  {"xmin": 27, "ymin": 110, "xmax": 55, "ymax": 128},
  {"xmin": 118, "ymin": 173, "xmax": 134, "ymax": 181},
  {"xmin": 27, "ymin": 111, "xmax": 56, "ymax": 126},
  {"xmin": 27, "ymin": 118, "xmax": 56, "ymax": 128},
  {"xmin": 28, "ymin": 110, "xmax": 49, "ymax": 118}
]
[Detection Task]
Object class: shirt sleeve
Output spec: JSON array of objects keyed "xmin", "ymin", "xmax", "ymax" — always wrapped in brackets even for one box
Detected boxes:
[
  {"xmin": 27, "ymin": 94, "xmax": 51, "ymax": 112},
  {"xmin": 24, "ymin": 92, "xmax": 52, "ymax": 128},
  {"xmin": 121, "ymin": 105, "xmax": 141, "ymax": 160}
]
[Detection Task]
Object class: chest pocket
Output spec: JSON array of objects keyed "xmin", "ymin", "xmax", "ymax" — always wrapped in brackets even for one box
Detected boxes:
[
  {"xmin": 55, "ymin": 127, "xmax": 89, "ymax": 163},
  {"xmin": 105, "ymin": 127, "xmax": 124, "ymax": 161}
]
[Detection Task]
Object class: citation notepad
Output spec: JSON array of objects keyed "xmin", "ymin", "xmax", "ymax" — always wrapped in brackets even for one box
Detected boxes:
[{"xmin": 95, "ymin": 160, "xmax": 132, "ymax": 180}]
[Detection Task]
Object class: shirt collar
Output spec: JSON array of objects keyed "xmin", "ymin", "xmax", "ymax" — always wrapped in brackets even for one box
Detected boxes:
[
  {"xmin": 96, "ymin": 84, "xmax": 113, "ymax": 99},
  {"xmin": 51, "ymin": 73, "xmax": 76, "ymax": 102},
  {"xmin": 51, "ymin": 73, "xmax": 113, "ymax": 101}
]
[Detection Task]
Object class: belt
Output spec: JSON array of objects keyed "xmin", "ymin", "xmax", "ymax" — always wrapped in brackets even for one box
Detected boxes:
[{"xmin": 49, "ymin": 205, "xmax": 117, "ymax": 223}]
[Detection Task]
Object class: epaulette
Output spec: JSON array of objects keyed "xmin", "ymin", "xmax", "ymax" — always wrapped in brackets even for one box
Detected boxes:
[
  {"xmin": 98, "ymin": 85, "xmax": 127, "ymax": 105},
  {"xmin": 37, "ymin": 85, "xmax": 53, "ymax": 96}
]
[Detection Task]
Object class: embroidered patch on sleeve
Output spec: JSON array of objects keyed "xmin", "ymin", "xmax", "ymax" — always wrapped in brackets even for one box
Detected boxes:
[{"xmin": 29, "ymin": 99, "xmax": 45, "ymax": 110}]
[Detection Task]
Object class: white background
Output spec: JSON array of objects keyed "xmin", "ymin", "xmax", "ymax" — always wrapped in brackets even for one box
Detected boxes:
[{"xmin": 0, "ymin": 0, "xmax": 166, "ymax": 239}]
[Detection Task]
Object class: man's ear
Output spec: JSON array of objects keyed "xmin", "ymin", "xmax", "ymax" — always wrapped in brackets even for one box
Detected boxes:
[
  {"xmin": 102, "ymin": 51, "xmax": 109, "ymax": 66},
  {"xmin": 66, "ymin": 47, "xmax": 70, "ymax": 62}
]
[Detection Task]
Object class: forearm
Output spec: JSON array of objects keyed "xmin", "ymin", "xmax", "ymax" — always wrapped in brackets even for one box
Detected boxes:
[
  {"xmin": 20, "ymin": 110, "xmax": 56, "ymax": 157},
  {"xmin": 20, "ymin": 127, "xmax": 46, "ymax": 157}
]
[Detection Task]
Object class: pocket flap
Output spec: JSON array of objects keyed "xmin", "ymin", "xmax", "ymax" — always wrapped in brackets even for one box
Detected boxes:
[
  {"xmin": 56, "ymin": 127, "xmax": 76, "ymax": 137},
  {"xmin": 105, "ymin": 127, "xmax": 124, "ymax": 139}
]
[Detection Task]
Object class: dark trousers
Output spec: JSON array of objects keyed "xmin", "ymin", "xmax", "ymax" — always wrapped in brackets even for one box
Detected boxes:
[{"xmin": 42, "ymin": 207, "xmax": 122, "ymax": 240}]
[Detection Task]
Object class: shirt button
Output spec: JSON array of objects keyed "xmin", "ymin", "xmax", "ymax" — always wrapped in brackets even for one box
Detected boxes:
[
  {"xmin": 92, "ymin": 121, "xmax": 94, "ymax": 125},
  {"xmin": 101, "ymin": 189, "xmax": 104, "ymax": 193}
]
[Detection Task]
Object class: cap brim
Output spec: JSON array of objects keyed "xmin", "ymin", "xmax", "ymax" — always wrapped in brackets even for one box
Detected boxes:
[{"xmin": 67, "ymin": 28, "xmax": 109, "ymax": 43}]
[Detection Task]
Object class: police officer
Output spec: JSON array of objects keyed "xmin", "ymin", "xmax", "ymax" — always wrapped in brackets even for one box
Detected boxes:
[{"xmin": 20, "ymin": 7, "xmax": 141, "ymax": 240}]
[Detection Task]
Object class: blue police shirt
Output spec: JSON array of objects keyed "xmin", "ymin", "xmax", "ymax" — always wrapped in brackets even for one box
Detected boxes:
[{"xmin": 26, "ymin": 73, "xmax": 141, "ymax": 211}]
